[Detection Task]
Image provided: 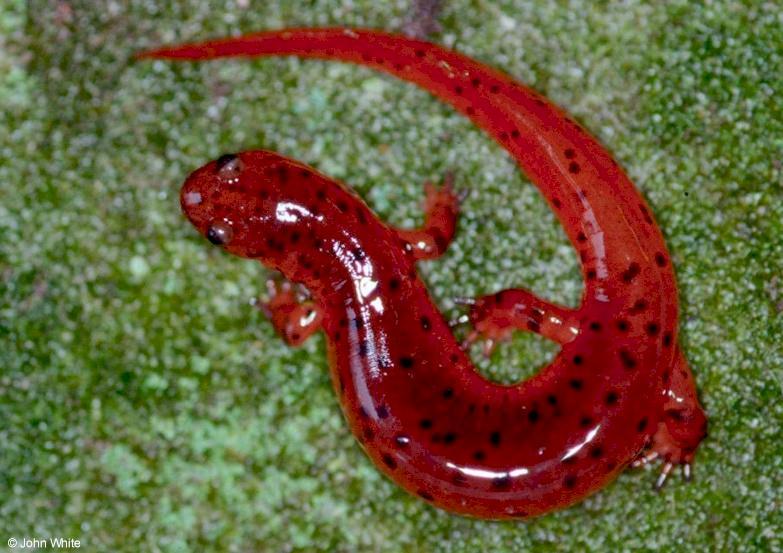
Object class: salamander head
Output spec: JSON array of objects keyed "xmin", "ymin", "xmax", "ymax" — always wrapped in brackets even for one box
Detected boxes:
[{"xmin": 180, "ymin": 150, "xmax": 322, "ymax": 262}]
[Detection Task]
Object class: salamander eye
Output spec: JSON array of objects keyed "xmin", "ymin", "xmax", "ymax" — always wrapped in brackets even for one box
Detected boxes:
[
  {"xmin": 206, "ymin": 221, "xmax": 233, "ymax": 245},
  {"xmin": 215, "ymin": 153, "xmax": 244, "ymax": 181}
]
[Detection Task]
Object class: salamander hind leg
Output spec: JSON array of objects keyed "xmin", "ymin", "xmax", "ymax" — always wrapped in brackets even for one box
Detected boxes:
[
  {"xmin": 633, "ymin": 345, "xmax": 708, "ymax": 489},
  {"xmin": 395, "ymin": 172, "xmax": 462, "ymax": 261},
  {"xmin": 256, "ymin": 278, "xmax": 323, "ymax": 346},
  {"xmin": 455, "ymin": 288, "xmax": 579, "ymax": 356}
]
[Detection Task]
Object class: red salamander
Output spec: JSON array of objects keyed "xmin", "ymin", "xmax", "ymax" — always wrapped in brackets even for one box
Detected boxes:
[{"xmin": 139, "ymin": 28, "xmax": 708, "ymax": 519}]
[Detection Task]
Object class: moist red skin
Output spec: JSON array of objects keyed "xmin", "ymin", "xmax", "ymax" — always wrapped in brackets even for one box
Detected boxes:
[{"xmin": 139, "ymin": 28, "xmax": 707, "ymax": 519}]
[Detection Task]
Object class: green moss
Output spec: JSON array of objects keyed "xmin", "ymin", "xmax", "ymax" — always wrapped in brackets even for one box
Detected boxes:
[{"xmin": 2, "ymin": 1, "xmax": 781, "ymax": 551}]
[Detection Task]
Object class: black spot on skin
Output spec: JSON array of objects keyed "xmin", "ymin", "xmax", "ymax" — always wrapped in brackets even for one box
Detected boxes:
[
  {"xmin": 400, "ymin": 356, "xmax": 415, "ymax": 369},
  {"xmin": 573, "ymin": 355, "xmax": 583, "ymax": 365},
  {"xmin": 666, "ymin": 409, "xmax": 684, "ymax": 422},
  {"xmin": 417, "ymin": 490, "xmax": 434, "ymax": 501},
  {"xmin": 663, "ymin": 332, "xmax": 673, "ymax": 347},
  {"xmin": 606, "ymin": 461, "xmax": 617, "ymax": 472},
  {"xmin": 586, "ymin": 269, "xmax": 597, "ymax": 280},
  {"xmin": 452, "ymin": 473, "xmax": 468, "ymax": 486},
  {"xmin": 419, "ymin": 418, "xmax": 433, "ymax": 429},
  {"xmin": 552, "ymin": 197, "xmax": 562, "ymax": 208},
  {"xmin": 450, "ymin": 354, "xmax": 459, "ymax": 363},
  {"xmin": 564, "ymin": 148, "xmax": 576, "ymax": 159},
  {"xmin": 443, "ymin": 432, "xmax": 457, "ymax": 444},
  {"xmin": 577, "ymin": 231, "xmax": 587, "ymax": 242},
  {"xmin": 646, "ymin": 322, "xmax": 661, "ymax": 336},
  {"xmin": 394, "ymin": 434, "xmax": 410, "ymax": 447},
  {"xmin": 489, "ymin": 431, "xmax": 502, "ymax": 447},
  {"xmin": 415, "ymin": 49, "xmax": 425, "ymax": 58},
  {"xmin": 382, "ymin": 454, "xmax": 397, "ymax": 469},
  {"xmin": 580, "ymin": 416, "xmax": 593, "ymax": 428},
  {"xmin": 466, "ymin": 106, "xmax": 476, "ymax": 115},
  {"xmin": 376, "ymin": 405, "xmax": 389, "ymax": 419},
  {"xmin": 630, "ymin": 299, "xmax": 648, "ymax": 314},
  {"xmin": 622, "ymin": 262, "xmax": 641, "ymax": 283},
  {"xmin": 290, "ymin": 231, "xmax": 301, "ymax": 244},
  {"xmin": 616, "ymin": 319, "xmax": 630, "ymax": 332},
  {"xmin": 300, "ymin": 169, "xmax": 312, "ymax": 178},
  {"xmin": 568, "ymin": 162, "xmax": 581, "ymax": 174},
  {"xmin": 511, "ymin": 129, "xmax": 520, "ymax": 139},
  {"xmin": 492, "ymin": 476, "xmax": 512, "ymax": 489},
  {"xmin": 589, "ymin": 321, "xmax": 602, "ymax": 332},
  {"xmin": 564, "ymin": 475, "xmax": 577, "ymax": 489},
  {"xmin": 547, "ymin": 394, "xmax": 558, "ymax": 406},
  {"xmin": 605, "ymin": 391, "xmax": 619, "ymax": 405},
  {"xmin": 473, "ymin": 450, "xmax": 485, "ymax": 461},
  {"xmin": 570, "ymin": 378, "xmax": 583, "ymax": 390},
  {"xmin": 471, "ymin": 77, "xmax": 481, "ymax": 87},
  {"xmin": 490, "ymin": 84, "xmax": 500, "ymax": 93},
  {"xmin": 637, "ymin": 417, "xmax": 648, "ymax": 432},
  {"xmin": 654, "ymin": 252, "xmax": 667, "ymax": 267},
  {"xmin": 389, "ymin": 277, "xmax": 401, "ymax": 291},
  {"xmin": 639, "ymin": 203, "xmax": 654, "ymax": 224},
  {"xmin": 619, "ymin": 348, "xmax": 637, "ymax": 369},
  {"xmin": 527, "ymin": 320, "xmax": 541, "ymax": 333},
  {"xmin": 337, "ymin": 201, "xmax": 348, "ymax": 212},
  {"xmin": 420, "ymin": 316, "xmax": 432, "ymax": 331},
  {"xmin": 528, "ymin": 410, "xmax": 540, "ymax": 423},
  {"xmin": 442, "ymin": 388, "xmax": 454, "ymax": 399},
  {"xmin": 455, "ymin": 86, "xmax": 463, "ymax": 95},
  {"xmin": 590, "ymin": 446, "xmax": 603, "ymax": 458}
]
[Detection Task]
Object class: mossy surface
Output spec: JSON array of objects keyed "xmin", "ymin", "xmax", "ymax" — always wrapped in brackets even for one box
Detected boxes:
[{"xmin": 2, "ymin": 1, "xmax": 781, "ymax": 551}]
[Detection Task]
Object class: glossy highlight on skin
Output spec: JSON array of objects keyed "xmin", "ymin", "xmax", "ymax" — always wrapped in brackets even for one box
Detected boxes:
[{"xmin": 138, "ymin": 28, "xmax": 707, "ymax": 519}]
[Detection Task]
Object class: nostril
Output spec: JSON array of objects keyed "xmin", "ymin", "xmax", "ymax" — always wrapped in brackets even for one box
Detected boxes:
[
  {"xmin": 183, "ymin": 191, "xmax": 202, "ymax": 206},
  {"xmin": 207, "ymin": 222, "xmax": 233, "ymax": 245}
]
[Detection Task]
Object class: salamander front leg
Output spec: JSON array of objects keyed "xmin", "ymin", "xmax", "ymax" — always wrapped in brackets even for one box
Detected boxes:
[
  {"xmin": 395, "ymin": 173, "xmax": 462, "ymax": 261},
  {"xmin": 256, "ymin": 278, "xmax": 323, "ymax": 346},
  {"xmin": 632, "ymin": 345, "xmax": 708, "ymax": 489},
  {"xmin": 454, "ymin": 288, "xmax": 578, "ymax": 356}
]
